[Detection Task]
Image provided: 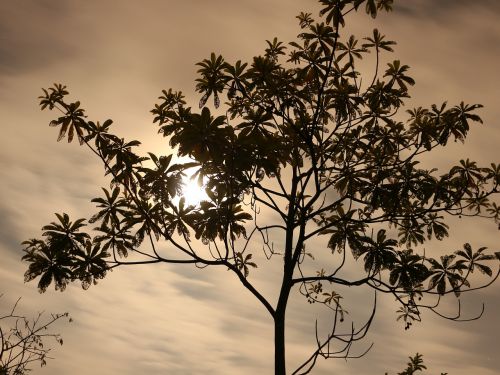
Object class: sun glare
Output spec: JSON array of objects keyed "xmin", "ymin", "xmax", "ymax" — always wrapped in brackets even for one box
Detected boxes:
[{"xmin": 180, "ymin": 170, "xmax": 208, "ymax": 206}]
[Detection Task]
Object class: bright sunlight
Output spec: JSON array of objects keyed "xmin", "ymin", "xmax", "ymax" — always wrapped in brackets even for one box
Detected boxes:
[{"xmin": 180, "ymin": 168, "xmax": 208, "ymax": 206}]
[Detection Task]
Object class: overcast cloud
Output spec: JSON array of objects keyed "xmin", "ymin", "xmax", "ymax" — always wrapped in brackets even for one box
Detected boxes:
[{"xmin": 1, "ymin": 1, "xmax": 499, "ymax": 374}]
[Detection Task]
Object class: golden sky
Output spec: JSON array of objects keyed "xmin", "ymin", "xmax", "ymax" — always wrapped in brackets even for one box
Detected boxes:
[{"xmin": 1, "ymin": 1, "xmax": 499, "ymax": 374}]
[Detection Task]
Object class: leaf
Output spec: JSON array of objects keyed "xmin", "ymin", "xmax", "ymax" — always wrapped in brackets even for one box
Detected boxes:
[
  {"xmin": 476, "ymin": 263, "xmax": 493, "ymax": 277},
  {"xmin": 199, "ymin": 92, "xmax": 209, "ymax": 108},
  {"xmin": 366, "ymin": 0, "xmax": 377, "ymax": 18}
]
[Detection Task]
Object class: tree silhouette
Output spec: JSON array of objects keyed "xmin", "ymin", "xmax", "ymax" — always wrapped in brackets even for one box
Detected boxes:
[
  {"xmin": 22, "ymin": 0, "xmax": 500, "ymax": 374},
  {"xmin": 385, "ymin": 353, "xmax": 447, "ymax": 375},
  {"xmin": 0, "ymin": 296, "xmax": 69, "ymax": 374}
]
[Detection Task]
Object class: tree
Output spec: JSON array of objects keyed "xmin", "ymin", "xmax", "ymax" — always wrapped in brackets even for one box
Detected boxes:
[
  {"xmin": 385, "ymin": 353, "xmax": 447, "ymax": 375},
  {"xmin": 21, "ymin": 0, "xmax": 500, "ymax": 374},
  {"xmin": 0, "ymin": 295, "xmax": 69, "ymax": 374}
]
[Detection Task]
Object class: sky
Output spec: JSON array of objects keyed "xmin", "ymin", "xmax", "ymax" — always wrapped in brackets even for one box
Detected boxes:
[{"xmin": 0, "ymin": 0, "xmax": 499, "ymax": 374}]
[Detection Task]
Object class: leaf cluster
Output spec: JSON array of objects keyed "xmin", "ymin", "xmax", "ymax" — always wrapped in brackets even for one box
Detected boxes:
[
  {"xmin": 24, "ymin": 1, "xmax": 500, "ymax": 372},
  {"xmin": 22, "ymin": 213, "xmax": 108, "ymax": 292}
]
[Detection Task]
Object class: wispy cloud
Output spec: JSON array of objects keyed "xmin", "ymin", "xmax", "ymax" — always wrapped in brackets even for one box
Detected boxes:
[{"xmin": 1, "ymin": 1, "xmax": 499, "ymax": 374}]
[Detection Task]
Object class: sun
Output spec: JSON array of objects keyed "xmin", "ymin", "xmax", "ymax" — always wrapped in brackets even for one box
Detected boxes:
[{"xmin": 180, "ymin": 170, "xmax": 208, "ymax": 206}]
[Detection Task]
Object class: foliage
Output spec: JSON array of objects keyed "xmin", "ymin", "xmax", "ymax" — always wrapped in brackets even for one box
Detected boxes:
[
  {"xmin": 0, "ymin": 296, "xmax": 70, "ymax": 375},
  {"xmin": 23, "ymin": 0, "xmax": 500, "ymax": 374},
  {"xmin": 385, "ymin": 353, "xmax": 448, "ymax": 375}
]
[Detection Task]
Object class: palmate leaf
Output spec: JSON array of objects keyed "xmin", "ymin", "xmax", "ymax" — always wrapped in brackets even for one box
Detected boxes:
[
  {"xmin": 22, "ymin": 240, "xmax": 73, "ymax": 293},
  {"xmin": 355, "ymin": 229, "xmax": 397, "ymax": 274},
  {"xmin": 165, "ymin": 197, "xmax": 196, "ymax": 239},
  {"xmin": 465, "ymin": 194, "xmax": 490, "ymax": 214},
  {"xmin": 122, "ymin": 200, "xmax": 162, "ymax": 247},
  {"xmin": 103, "ymin": 138, "xmax": 146, "ymax": 190},
  {"xmin": 49, "ymin": 101, "xmax": 87, "ymax": 144},
  {"xmin": 225, "ymin": 60, "xmax": 250, "ymax": 99},
  {"xmin": 299, "ymin": 22, "xmax": 338, "ymax": 55},
  {"xmin": 247, "ymin": 55, "xmax": 280, "ymax": 88},
  {"xmin": 42, "ymin": 213, "xmax": 90, "ymax": 250},
  {"xmin": 365, "ymin": 0, "xmax": 377, "ymax": 18},
  {"xmin": 235, "ymin": 252, "xmax": 258, "ymax": 278},
  {"xmin": 437, "ymin": 104, "xmax": 483, "ymax": 144},
  {"xmin": 39, "ymin": 84, "xmax": 67, "ymax": 109},
  {"xmin": 323, "ymin": 210, "xmax": 364, "ymax": 254},
  {"xmin": 337, "ymin": 35, "xmax": 367, "ymax": 62},
  {"xmin": 448, "ymin": 158, "xmax": 484, "ymax": 192},
  {"xmin": 322, "ymin": 290, "xmax": 348, "ymax": 321},
  {"xmin": 139, "ymin": 153, "xmax": 195, "ymax": 202},
  {"xmin": 93, "ymin": 224, "xmax": 134, "ymax": 258},
  {"xmin": 151, "ymin": 88, "xmax": 186, "ymax": 123},
  {"xmin": 89, "ymin": 187, "xmax": 129, "ymax": 226},
  {"xmin": 398, "ymin": 221, "xmax": 425, "ymax": 248},
  {"xmin": 169, "ymin": 107, "xmax": 231, "ymax": 162},
  {"xmin": 235, "ymin": 107, "xmax": 276, "ymax": 138},
  {"xmin": 318, "ymin": 0, "xmax": 346, "ymax": 27},
  {"xmin": 486, "ymin": 202, "xmax": 500, "ymax": 224},
  {"xmin": 384, "ymin": 60, "xmax": 415, "ymax": 91},
  {"xmin": 195, "ymin": 53, "xmax": 228, "ymax": 108},
  {"xmin": 389, "ymin": 250, "xmax": 428, "ymax": 291},
  {"xmin": 427, "ymin": 255, "xmax": 468, "ymax": 297},
  {"xmin": 362, "ymin": 28, "xmax": 395, "ymax": 52},
  {"xmin": 486, "ymin": 163, "xmax": 500, "ymax": 186},
  {"xmin": 296, "ymin": 12, "xmax": 314, "ymax": 29},
  {"xmin": 265, "ymin": 37, "xmax": 287, "ymax": 61},
  {"xmin": 84, "ymin": 119, "xmax": 118, "ymax": 149},
  {"xmin": 425, "ymin": 213, "xmax": 449, "ymax": 241},
  {"xmin": 191, "ymin": 198, "xmax": 252, "ymax": 243},
  {"xmin": 398, "ymin": 353, "xmax": 427, "ymax": 374},
  {"xmin": 43, "ymin": 213, "xmax": 86, "ymax": 234},
  {"xmin": 317, "ymin": 0, "xmax": 393, "ymax": 27},
  {"xmin": 73, "ymin": 241, "xmax": 109, "ymax": 290},
  {"xmin": 455, "ymin": 243, "xmax": 495, "ymax": 276},
  {"xmin": 377, "ymin": 0, "xmax": 393, "ymax": 12},
  {"xmin": 228, "ymin": 205, "xmax": 253, "ymax": 239}
]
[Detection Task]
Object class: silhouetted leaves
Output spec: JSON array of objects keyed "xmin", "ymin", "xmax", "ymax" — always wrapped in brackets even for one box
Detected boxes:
[
  {"xmin": 49, "ymin": 101, "xmax": 86, "ymax": 144},
  {"xmin": 22, "ymin": 213, "xmax": 94, "ymax": 292},
  {"xmin": 389, "ymin": 250, "xmax": 428, "ymax": 291},
  {"xmin": 354, "ymin": 229, "xmax": 398, "ymax": 274},
  {"xmin": 23, "ymin": 2, "xmax": 500, "ymax": 373},
  {"xmin": 427, "ymin": 255, "xmax": 467, "ymax": 296},
  {"xmin": 73, "ymin": 241, "xmax": 109, "ymax": 290},
  {"xmin": 196, "ymin": 53, "xmax": 228, "ymax": 108},
  {"xmin": 89, "ymin": 188, "xmax": 128, "ymax": 226},
  {"xmin": 384, "ymin": 60, "xmax": 415, "ymax": 91},
  {"xmin": 455, "ymin": 243, "xmax": 494, "ymax": 277},
  {"xmin": 388, "ymin": 353, "xmax": 428, "ymax": 375},
  {"xmin": 235, "ymin": 252, "xmax": 258, "ymax": 277},
  {"xmin": 363, "ymin": 28, "xmax": 395, "ymax": 52}
]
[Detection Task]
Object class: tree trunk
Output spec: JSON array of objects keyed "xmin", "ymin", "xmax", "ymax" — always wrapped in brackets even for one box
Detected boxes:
[{"xmin": 274, "ymin": 311, "xmax": 286, "ymax": 375}]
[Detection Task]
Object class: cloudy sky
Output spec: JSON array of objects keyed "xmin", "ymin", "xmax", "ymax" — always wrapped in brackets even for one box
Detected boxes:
[{"xmin": 1, "ymin": 1, "xmax": 499, "ymax": 374}]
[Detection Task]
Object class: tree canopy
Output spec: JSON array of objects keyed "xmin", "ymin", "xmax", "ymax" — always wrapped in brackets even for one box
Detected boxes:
[{"xmin": 22, "ymin": 0, "xmax": 500, "ymax": 374}]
